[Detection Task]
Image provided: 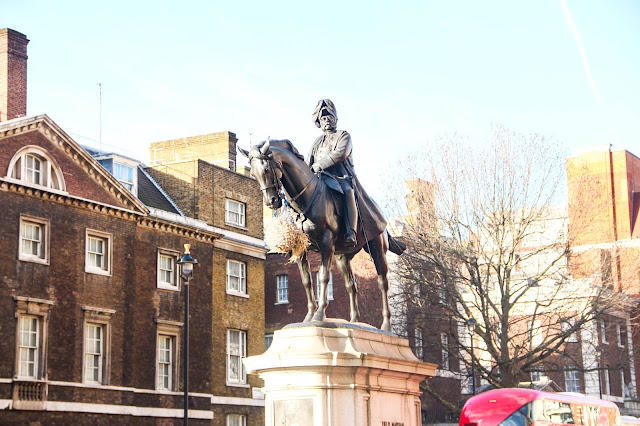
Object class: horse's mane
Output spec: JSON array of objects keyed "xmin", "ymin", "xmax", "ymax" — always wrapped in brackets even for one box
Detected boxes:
[{"xmin": 256, "ymin": 139, "xmax": 305, "ymax": 161}]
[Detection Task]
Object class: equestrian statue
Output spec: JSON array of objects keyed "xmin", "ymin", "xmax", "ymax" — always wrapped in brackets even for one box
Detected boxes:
[{"xmin": 239, "ymin": 99, "xmax": 405, "ymax": 332}]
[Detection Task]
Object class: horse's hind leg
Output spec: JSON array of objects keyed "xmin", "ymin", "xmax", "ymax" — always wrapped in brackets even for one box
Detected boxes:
[
  {"xmin": 335, "ymin": 253, "xmax": 359, "ymax": 323},
  {"xmin": 368, "ymin": 235, "xmax": 392, "ymax": 332},
  {"xmin": 296, "ymin": 252, "xmax": 316, "ymax": 322}
]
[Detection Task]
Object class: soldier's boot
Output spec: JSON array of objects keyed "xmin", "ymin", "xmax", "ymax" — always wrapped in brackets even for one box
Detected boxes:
[{"xmin": 344, "ymin": 188, "xmax": 358, "ymax": 247}]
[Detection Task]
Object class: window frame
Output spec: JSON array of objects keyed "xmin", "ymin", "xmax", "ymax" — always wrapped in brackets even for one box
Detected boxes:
[
  {"xmin": 7, "ymin": 146, "xmax": 66, "ymax": 192},
  {"xmin": 226, "ymin": 329, "xmax": 248, "ymax": 386},
  {"xmin": 265, "ymin": 333, "xmax": 274, "ymax": 350},
  {"xmin": 529, "ymin": 320, "xmax": 543, "ymax": 347},
  {"xmin": 564, "ymin": 368, "xmax": 581, "ymax": 393},
  {"xmin": 113, "ymin": 162, "xmax": 135, "ymax": 192},
  {"xmin": 157, "ymin": 335, "xmax": 174, "ymax": 391},
  {"xmin": 84, "ymin": 323, "xmax": 104, "ymax": 384},
  {"xmin": 17, "ymin": 315, "xmax": 40, "ymax": 379},
  {"xmin": 616, "ymin": 324, "xmax": 624, "ymax": 348},
  {"xmin": 276, "ymin": 274, "xmax": 288, "ymax": 304},
  {"xmin": 81, "ymin": 306, "xmax": 114, "ymax": 385},
  {"xmin": 13, "ymin": 297, "xmax": 54, "ymax": 381},
  {"xmin": 227, "ymin": 414, "xmax": 247, "ymax": 426},
  {"xmin": 600, "ymin": 319, "xmax": 608, "ymax": 344},
  {"xmin": 441, "ymin": 333, "xmax": 449, "ymax": 370},
  {"xmin": 155, "ymin": 320, "xmax": 182, "ymax": 392},
  {"xmin": 530, "ymin": 368, "xmax": 543, "ymax": 382},
  {"xmin": 85, "ymin": 229, "xmax": 112, "ymax": 276},
  {"xmin": 225, "ymin": 199, "xmax": 246, "ymax": 228},
  {"xmin": 18, "ymin": 215, "xmax": 49, "ymax": 265},
  {"xmin": 226, "ymin": 259, "xmax": 248, "ymax": 296},
  {"xmin": 157, "ymin": 248, "xmax": 180, "ymax": 291}
]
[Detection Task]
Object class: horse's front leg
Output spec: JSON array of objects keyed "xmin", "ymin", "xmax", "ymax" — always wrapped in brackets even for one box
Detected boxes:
[
  {"xmin": 311, "ymin": 231, "xmax": 335, "ymax": 323},
  {"xmin": 335, "ymin": 253, "xmax": 359, "ymax": 323},
  {"xmin": 296, "ymin": 252, "xmax": 316, "ymax": 322}
]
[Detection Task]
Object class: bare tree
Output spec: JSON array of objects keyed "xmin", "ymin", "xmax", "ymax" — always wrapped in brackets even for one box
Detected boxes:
[{"xmin": 384, "ymin": 127, "xmax": 636, "ymax": 406}]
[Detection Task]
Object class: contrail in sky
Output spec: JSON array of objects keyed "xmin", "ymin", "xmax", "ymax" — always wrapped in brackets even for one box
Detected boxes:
[{"xmin": 560, "ymin": 0, "xmax": 601, "ymax": 102}]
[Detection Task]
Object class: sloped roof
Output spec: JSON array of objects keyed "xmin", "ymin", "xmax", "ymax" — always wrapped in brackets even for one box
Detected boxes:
[
  {"xmin": 0, "ymin": 114, "xmax": 149, "ymax": 214},
  {"xmin": 137, "ymin": 167, "xmax": 182, "ymax": 215}
]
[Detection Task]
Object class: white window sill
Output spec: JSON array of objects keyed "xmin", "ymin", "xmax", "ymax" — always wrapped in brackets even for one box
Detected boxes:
[
  {"xmin": 225, "ymin": 222, "xmax": 248, "ymax": 231},
  {"xmin": 227, "ymin": 290, "xmax": 249, "ymax": 299},
  {"xmin": 82, "ymin": 381, "xmax": 107, "ymax": 387},
  {"xmin": 18, "ymin": 255, "xmax": 49, "ymax": 265},
  {"xmin": 275, "ymin": 301, "xmax": 289, "ymax": 305},
  {"xmin": 226, "ymin": 381, "xmax": 250, "ymax": 388},
  {"xmin": 3, "ymin": 177, "xmax": 69, "ymax": 195},
  {"xmin": 85, "ymin": 267, "xmax": 112, "ymax": 277},
  {"xmin": 157, "ymin": 282, "xmax": 181, "ymax": 291}
]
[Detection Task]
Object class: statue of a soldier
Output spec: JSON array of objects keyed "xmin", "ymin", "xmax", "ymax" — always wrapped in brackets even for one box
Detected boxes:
[{"xmin": 308, "ymin": 99, "xmax": 359, "ymax": 247}]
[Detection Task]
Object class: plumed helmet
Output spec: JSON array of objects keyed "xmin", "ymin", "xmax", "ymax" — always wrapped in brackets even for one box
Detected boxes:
[{"xmin": 312, "ymin": 99, "xmax": 337, "ymax": 128}]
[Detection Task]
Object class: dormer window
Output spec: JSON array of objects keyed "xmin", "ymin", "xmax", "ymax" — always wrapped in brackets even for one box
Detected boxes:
[
  {"xmin": 94, "ymin": 155, "xmax": 138, "ymax": 197},
  {"xmin": 7, "ymin": 146, "xmax": 65, "ymax": 191},
  {"xmin": 114, "ymin": 162, "xmax": 134, "ymax": 191}
]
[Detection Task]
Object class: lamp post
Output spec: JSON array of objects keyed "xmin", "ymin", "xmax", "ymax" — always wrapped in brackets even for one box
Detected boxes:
[
  {"xmin": 466, "ymin": 318, "xmax": 478, "ymax": 395},
  {"xmin": 595, "ymin": 347, "xmax": 603, "ymax": 399},
  {"xmin": 178, "ymin": 244, "xmax": 197, "ymax": 426}
]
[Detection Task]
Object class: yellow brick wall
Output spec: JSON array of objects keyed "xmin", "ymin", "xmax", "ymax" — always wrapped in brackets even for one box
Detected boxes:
[
  {"xmin": 149, "ymin": 131, "xmax": 238, "ymax": 171},
  {"xmin": 210, "ymin": 248, "xmax": 265, "ymax": 396}
]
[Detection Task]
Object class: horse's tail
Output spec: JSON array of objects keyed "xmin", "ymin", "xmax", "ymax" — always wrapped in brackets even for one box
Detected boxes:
[{"xmin": 388, "ymin": 235, "xmax": 406, "ymax": 255}]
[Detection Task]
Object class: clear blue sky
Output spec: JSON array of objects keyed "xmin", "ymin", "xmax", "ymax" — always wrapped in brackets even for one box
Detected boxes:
[{"xmin": 3, "ymin": 1, "xmax": 639, "ymax": 199}]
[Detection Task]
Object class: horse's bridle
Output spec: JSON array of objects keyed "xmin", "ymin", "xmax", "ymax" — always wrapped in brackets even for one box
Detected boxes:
[
  {"xmin": 250, "ymin": 152, "xmax": 286, "ymax": 209},
  {"xmin": 250, "ymin": 152, "xmax": 315, "ymax": 207}
]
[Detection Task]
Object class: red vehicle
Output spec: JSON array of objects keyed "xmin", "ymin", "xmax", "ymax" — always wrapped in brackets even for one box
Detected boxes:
[{"xmin": 459, "ymin": 388, "xmax": 622, "ymax": 425}]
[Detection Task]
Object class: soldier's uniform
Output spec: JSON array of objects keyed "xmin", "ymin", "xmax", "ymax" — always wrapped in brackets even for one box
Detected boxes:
[{"xmin": 308, "ymin": 99, "xmax": 359, "ymax": 247}]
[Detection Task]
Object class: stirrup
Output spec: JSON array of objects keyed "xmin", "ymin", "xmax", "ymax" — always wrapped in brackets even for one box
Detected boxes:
[{"xmin": 345, "ymin": 231, "xmax": 357, "ymax": 247}]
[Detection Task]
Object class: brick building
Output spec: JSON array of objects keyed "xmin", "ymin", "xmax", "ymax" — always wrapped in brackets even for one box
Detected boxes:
[
  {"xmin": 567, "ymin": 146, "xmax": 640, "ymax": 407},
  {"xmin": 0, "ymin": 28, "xmax": 267, "ymax": 425}
]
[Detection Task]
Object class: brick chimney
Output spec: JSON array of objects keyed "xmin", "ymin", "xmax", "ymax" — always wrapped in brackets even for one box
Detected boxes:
[{"xmin": 0, "ymin": 29, "xmax": 29, "ymax": 122}]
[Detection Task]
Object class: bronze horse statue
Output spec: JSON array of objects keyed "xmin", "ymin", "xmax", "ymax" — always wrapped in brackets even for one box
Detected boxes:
[{"xmin": 239, "ymin": 139, "xmax": 405, "ymax": 332}]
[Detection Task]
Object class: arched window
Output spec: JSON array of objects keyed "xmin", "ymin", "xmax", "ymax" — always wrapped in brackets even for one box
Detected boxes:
[{"xmin": 7, "ymin": 146, "xmax": 66, "ymax": 191}]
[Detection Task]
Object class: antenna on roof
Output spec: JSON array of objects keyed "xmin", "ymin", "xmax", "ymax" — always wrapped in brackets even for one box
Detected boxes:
[{"xmin": 98, "ymin": 83, "xmax": 102, "ymax": 152}]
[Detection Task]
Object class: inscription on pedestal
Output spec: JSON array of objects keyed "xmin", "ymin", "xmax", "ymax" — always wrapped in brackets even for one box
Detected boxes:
[
  {"xmin": 382, "ymin": 422, "xmax": 404, "ymax": 426},
  {"xmin": 274, "ymin": 398, "xmax": 313, "ymax": 426}
]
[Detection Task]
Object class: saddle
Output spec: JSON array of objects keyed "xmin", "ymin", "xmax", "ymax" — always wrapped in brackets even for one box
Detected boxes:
[{"xmin": 319, "ymin": 172, "xmax": 344, "ymax": 195}]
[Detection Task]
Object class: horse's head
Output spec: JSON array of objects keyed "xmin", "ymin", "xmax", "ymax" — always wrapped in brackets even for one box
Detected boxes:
[{"xmin": 238, "ymin": 140, "xmax": 283, "ymax": 209}]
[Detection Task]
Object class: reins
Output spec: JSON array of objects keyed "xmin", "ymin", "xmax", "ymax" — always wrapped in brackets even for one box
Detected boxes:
[{"xmin": 251, "ymin": 151, "xmax": 317, "ymax": 211}]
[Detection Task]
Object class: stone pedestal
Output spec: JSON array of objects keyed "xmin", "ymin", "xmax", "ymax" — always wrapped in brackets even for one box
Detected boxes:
[{"xmin": 244, "ymin": 321, "xmax": 437, "ymax": 426}]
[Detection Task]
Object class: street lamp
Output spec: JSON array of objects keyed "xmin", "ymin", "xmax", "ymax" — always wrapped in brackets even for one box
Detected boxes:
[
  {"xmin": 177, "ymin": 244, "xmax": 197, "ymax": 426},
  {"xmin": 595, "ymin": 347, "xmax": 603, "ymax": 399},
  {"xmin": 466, "ymin": 318, "xmax": 478, "ymax": 395}
]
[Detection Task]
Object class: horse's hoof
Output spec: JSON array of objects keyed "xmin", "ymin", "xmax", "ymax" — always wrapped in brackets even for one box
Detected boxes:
[
  {"xmin": 380, "ymin": 320, "xmax": 391, "ymax": 332},
  {"xmin": 303, "ymin": 313, "xmax": 313, "ymax": 322}
]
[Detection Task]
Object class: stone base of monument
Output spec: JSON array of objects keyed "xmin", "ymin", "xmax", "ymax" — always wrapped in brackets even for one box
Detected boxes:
[{"xmin": 244, "ymin": 320, "xmax": 437, "ymax": 426}]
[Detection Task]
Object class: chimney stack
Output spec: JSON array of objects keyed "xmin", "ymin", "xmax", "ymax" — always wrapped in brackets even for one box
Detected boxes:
[{"xmin": 0, "ymin": 29, "xmax": 29, "ymax": 122}]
